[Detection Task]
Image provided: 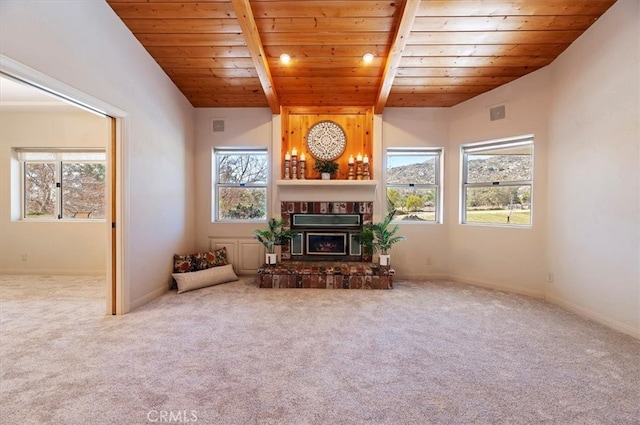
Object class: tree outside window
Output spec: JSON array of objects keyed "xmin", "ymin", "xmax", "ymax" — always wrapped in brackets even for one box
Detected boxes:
[
  {"xmin": 386, "ymin": 148, "xmax": 443, "ymax": 223},
  {"xmin": 19, "ymin": 150, "xmax": 106, "ymax": 220},
  {"xmin": 213, "ymin": 149, "xmax": 268, "ymax": 221}
]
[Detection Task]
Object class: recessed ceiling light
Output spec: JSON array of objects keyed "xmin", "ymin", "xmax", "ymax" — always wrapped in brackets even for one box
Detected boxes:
[
  {"xmin": 362, "ymin": 52, "xmax": 374, "ymax": 63},
  {"xmin": 280, "ymin": 53, "xmax": 291, "ymax": 64}
]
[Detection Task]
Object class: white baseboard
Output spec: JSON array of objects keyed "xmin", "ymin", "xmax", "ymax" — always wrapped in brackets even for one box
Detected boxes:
[
  {"xmin": 449, "ymin": 274, "xmax": 545, "ymax": 299},
  {"xmin": 130, "ymin": 285, "xmax": 168, "ymax": 312},
  {"xmin": 0, "ymin": 268, "xmax": 105, "ymax": 276},
  {"xmin": 393, "ymin": 272, "xmax": 449, "ymax": 281},
  {"xmin": 545, "ymin": 294, "xmax": 640, "ymax": 339}
]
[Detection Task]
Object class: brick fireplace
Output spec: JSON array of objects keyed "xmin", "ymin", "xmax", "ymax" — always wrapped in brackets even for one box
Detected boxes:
[
  {"xmin": 280, "ymin": 201, "xmax": 373, "ymax": 262},
  {"xmin": 257, "ymin": 200, "xmax": 394, "ymax": 289}
]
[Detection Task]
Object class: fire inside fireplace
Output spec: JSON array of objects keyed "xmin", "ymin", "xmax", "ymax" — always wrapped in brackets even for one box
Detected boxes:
[{"xmin": 307, "ymin": 233, "xmax": 347, "ymax": 255}]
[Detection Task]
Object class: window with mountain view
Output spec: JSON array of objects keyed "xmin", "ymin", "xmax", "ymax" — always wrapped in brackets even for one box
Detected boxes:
[
  {"xmin": 213, "ymin": 148, "xmax": 268, "ymax": 221},
  {"xmin": 461, "ymin": 136, "xmax": 533, "ymax": 226},
  {"xmin": 386, "ymin": 148, "xmax": 443, "ymax": 223},
  {"xmin": 18, "ymin": 149, "xmax": 106, "ymax": 220}
]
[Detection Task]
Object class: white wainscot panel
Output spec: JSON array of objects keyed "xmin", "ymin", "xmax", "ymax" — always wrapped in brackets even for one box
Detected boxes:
[
  {"xmin": 239, "ymin": 240, "xmax": 264, "ymax": 274},
  {"xmin": 209, "ymin": 237, "xmax": 263, "ymax": 275}
]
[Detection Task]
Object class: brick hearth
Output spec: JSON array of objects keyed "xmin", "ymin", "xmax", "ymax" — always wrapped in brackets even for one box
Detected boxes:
[{"xmin": 257, "ymin": 261, "xmax": 394, "ymax": 289}]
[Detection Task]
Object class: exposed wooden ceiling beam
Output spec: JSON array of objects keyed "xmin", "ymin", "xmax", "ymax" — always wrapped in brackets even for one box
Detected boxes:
[
  {"xmin": 374, "ymin": 0, "xmax": 421, "ymax": 114},
  {"xmin": 231, "ymin": 0, "xmax": 280, "ymax": 114}
]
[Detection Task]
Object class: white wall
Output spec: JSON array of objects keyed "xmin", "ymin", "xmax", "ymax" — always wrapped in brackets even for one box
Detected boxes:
[
  {"xmin": 194, "ymin": 108, "xmax": 273, "ymax": 250},
  {"xmin": 381, "ymin": 108, "xmax": 450, "ymax": 278},
  {"xmin": 0, "ymin": 110, "xmax": 109, "ymax": 274},
  {"xmin": 546, "ymin": 0, "xmax": 640, "ymax": 335},
  {"xmin": 0, "ymin": 1, "xmax": 196, "ymax": 311},
  {"xmin": 448, "ymin": 68, "xmax": 551, "ymax": 298},
  {"xmin": 441, "ymin": 0, "xmax": 639, "ymax": 335}
]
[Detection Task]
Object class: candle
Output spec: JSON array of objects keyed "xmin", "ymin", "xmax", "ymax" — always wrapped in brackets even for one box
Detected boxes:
[
  {"xmin": 292, "ymin": 147, "xmax": 297, "ymax": 156},
  {"xmin": 285, "ymin": 152, "xmax": 291, "ymax": 161},
  {"xmin": 348, "ymin": 155, "xmax": 354, "ymax": 164},
  {"xmin": 300, "ymin": 153, "xmax": 306, "ymax": 162},
  {"xmin": 356, "ymin": 153, "xmax": 363, "ymax": 162},
  {"xmin": 363, "ymin": 155, "xmax": 369, "ymax": 164}
]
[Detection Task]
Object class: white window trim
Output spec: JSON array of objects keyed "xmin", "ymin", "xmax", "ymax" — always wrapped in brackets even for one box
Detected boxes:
[
  {"xmin": 16, "ymin": 148, "xmax": 106, "ymax": 221},
  {"xmin": 212, "ymin": 147, "xmax": 269, "ymax": 222},
  {"xmin": 386, "ymin": 147, "xmax": 444, "ymax": 224},
  {"xmin": 460, "ymin": 135, "xmax": 534, "ymax": 227}
]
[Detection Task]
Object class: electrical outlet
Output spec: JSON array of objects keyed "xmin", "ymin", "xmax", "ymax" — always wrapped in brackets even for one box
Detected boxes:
[
  {"xmin": 547, "ymin": 272, "xmax": 554, "ymax": 283},
  {"xmin": 426, "ymin": 257, "xmax": 432, "ymax": 265},
  {"xmin": 21, "ymin": 253, "xmax": 28, "ymax": 262}
]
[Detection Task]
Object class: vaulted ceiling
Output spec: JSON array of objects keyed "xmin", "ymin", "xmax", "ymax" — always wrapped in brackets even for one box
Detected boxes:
[{"xmin": 106, "ymin": 0, "xmax": 616, "ymax": 113}]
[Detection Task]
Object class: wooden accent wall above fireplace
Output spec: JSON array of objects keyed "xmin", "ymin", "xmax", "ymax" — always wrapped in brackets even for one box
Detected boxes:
[{"xmin": 281, "ymin": 106, "xmax": 374, "ymax": 180}]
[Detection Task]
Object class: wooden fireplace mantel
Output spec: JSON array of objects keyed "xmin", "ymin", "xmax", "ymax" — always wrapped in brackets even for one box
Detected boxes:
[
  {"xmin": 276, "ymin": 179, "xmax": 377, "ymax": 187},
  {"xmin": 276, "ymin": 179, "xmax": 377, "ymax": 202}
]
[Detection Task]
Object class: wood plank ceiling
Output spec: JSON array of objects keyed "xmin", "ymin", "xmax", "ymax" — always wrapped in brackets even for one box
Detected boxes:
[{"xmin": 106, "ymin": 0, "xmax": 616, "ymax": 113}]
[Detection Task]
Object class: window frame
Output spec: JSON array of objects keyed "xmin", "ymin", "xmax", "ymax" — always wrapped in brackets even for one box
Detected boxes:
[
  {"xmin": 17, "ymin": 148, "xmax": 107, "ymax": 221},
  {"xmin": 212, "ymin": 147, "xmax": 269, "ymax": 222},
  {"xmin": 460, "ymin": 135, "xmax": 534, "ymax": 227},
  {"xmin": 385, "ymin": 147, "xmax": 444, "ymax": 224}
]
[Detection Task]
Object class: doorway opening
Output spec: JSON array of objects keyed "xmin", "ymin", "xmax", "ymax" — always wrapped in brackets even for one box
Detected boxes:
[{"xmin": 0, "ymin": 70, "xmax": 123, "ymax": 315}]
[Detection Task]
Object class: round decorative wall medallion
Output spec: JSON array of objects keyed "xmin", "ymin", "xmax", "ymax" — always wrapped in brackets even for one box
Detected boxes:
[{"xmin": 305, "ymin": 120, "xmax": 347, "ymax": 161}]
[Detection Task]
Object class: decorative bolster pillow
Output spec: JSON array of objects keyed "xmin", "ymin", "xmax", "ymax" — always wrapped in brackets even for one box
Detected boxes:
[
  {"xmin": 172, "ymin": 247, "xmax": 229, "ymax": 289},
  {"xmin": 173, "ymin": 264, "xmax": 238, "ymax": 294}
]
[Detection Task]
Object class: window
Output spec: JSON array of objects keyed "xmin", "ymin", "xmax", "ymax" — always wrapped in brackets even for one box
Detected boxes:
[
  {"xmin": 386, "ymin": 148, "xmax": 443, "ymax": 222},
  {"xmin": 461, "ymin": 135, "xmax": 533, "ymax": 226},
  {"xmin": 213, "ymin": 148, "xmax": 268, "ymax": 221},
  {"xmin": 18, "ymin": 149, "xmax": 106, "ymax": 220}
]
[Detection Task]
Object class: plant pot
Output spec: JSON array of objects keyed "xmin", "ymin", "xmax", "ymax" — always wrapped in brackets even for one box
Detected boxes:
[
  {"xmin": 265, "ymin": 253, "xmax": 277, "ymax": 265},
  {"xmin": 379, "ymin": 254, "xmax": 390, "ymax": 266},
  {"xmin": 321, "ymin": 172, "xmax": 331, "ymax": 180}
]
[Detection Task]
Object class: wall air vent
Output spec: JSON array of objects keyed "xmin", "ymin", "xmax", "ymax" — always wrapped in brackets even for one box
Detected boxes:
[
  {"xmin": 490, "ymin": 105, "xmax": 506, "ymax": 121},
  {"xmin": 212, "ymin": 119, "xmax": 225, "ymax": 132}
]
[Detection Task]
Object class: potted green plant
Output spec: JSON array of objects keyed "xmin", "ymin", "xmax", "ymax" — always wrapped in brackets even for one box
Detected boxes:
[
  {"xmin": 313, "ymin": 160, "xmax": 339, "ymax": 180},
  {"xmin": 356, "ymin": 210, "xmax": 405, "ymax": 266},
  {"xmin": 253, "ymin": 218, "xmax": 297, "ymax": 264}
]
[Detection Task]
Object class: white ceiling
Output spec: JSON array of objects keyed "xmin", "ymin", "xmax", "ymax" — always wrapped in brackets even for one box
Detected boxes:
[{"xmin": 0, "ymin": 76, "xmax": 74, "ymax": 111}]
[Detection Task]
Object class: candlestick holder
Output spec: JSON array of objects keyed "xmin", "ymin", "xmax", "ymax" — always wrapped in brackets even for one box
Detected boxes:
[
  {"xmin": 284, "ymin": 158, "xmax": 291, "ymax": 180},
  {"xmin": 299, "ymin": 158, "xmax": 306, "ymax": 179},
  {"xmin": 347, "ymin": 162, "xmax": 355, "ymax": 180},
  {"xmin": 356, "ymin": 160, "xmax": 363, "ymax": 180},
  {"xmin": 363, "ymin": 162, "xmax": 370, "ymax": 180},
  {"xmin": 291, "ymin": 154, "xmax": 298, "ymax": 180}
]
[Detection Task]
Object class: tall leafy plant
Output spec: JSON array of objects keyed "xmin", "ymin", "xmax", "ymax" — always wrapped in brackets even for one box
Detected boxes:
[
  {"xmin": 253, "ymin": 218, "xmax": 296, "ymax": 254},
  {"xmin": 357, "ymin": 211, "xmax": 405, "ymax": 255}
]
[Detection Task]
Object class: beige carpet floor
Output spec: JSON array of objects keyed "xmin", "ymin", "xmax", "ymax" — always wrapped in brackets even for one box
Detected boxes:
[{"xmin": 1, "ymin": 274, "xmax": 638, "ymax": 425}]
